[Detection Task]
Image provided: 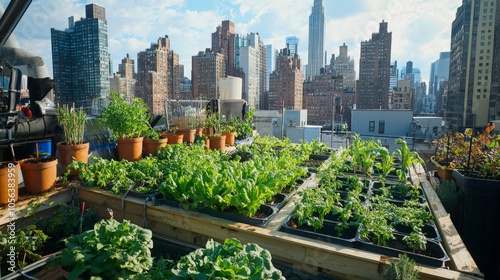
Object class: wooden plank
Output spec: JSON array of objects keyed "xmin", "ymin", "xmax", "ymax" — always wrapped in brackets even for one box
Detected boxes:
[
  {"xmin": 417, "ymin": 171, "xmax": 483, "ymax": 277},
  {"xmin": 0, "ymin": 186, "xmax": 72, "ymax": 227},
  {"xmin": 77, "ymin": 186, "xmax": 484, "ymax": 280}
]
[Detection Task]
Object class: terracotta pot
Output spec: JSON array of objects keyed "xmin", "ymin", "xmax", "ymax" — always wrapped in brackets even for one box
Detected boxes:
[
  {"xmin": 19, "ymin": 157, "xmax": 58, "ymax": 194},
  {"xmin": 57, "ymin": 142, "xmax": 90, "ymax": 176},
  {"xmin": 224, "ymin": 132, "xmax": 235, "ymax": 146},
  {"xmin": 143, "ymin": 137, "xmax": 168, "ymax": 156},
  {"xmin": 209, "ymin": 135, "xmax": 226, "ymax": 152},
  {"xmin": 205, "ymin": 138, "xmax": 210, "ymax": 149},
  {"xmin": 164, "ymin": 133, "xmax": 184, "ymax": 144},
  {"xmin": 195, "ymin": 128, "xmax": 203, "ymax": 137},
  {"xmin": 203, "ymin": 127, "xmax": 213, "ymax": 136},
  {"xmin": 0, "ymin": 162, "xmax": 19, "ymax": 205},
  {"xmin": 430, "ymin": 156, "xmax": 453, "ymax": 182},
  {"xmin": 116, "ymin": 137, "xmax": 144, "ymax": 161},
  {"xmin": 178, "ymin": 128, "xmax": 196, "ymax": 143}
]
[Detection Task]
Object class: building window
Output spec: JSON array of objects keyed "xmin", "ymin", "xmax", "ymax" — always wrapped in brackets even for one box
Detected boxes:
[
  {"xmin": 369, "ymin": 121, "xmax": 375, "ymax": 132},
  {"xmin": 379, "ymin": 121, "xmax": 385, "ymax": 134}
]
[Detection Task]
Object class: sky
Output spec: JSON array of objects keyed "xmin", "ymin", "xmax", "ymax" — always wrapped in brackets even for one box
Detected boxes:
[{"xmin": 4, "ymin": 0, "xmax": 462, "ymax": 85}]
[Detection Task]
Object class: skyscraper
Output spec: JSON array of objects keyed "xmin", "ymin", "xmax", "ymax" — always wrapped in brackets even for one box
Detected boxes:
[
  {"xmin": 447, "ymin": 0, "xmax": 497, "ymax": 131},
  {"xmin": 235, "ymin": 33, "xmax": 267, "ymax": 109},
  {"xmin": 429, "ymin": 52, "xmax": 450, "ymax": 96},
  {"xmin": 331, "ymin": 43, "xmax": 356, "ymax": 91},
  {"xmin": 491, "ymin": 2, "xmax": 500, "ymax": 121},
  {"xmin": 118, "ymin": 53, "xmax": 135, "ymax": 79},
  {"xmin": 212, "ymin": 20, "xmax": 236, "ymax": 77},
  {"xmin": 110, "ymin": 53, "xmax": 136, "ymax": 102},
  {"xmin": 307, "ymin": 0, "xmax": 325, "ymax": 80},
  {"xmin": 191, "ymin": 50, "xmax": 226, "ymax": 99},
  {"xmin": 51, "ymin": 3, "xmax": 110, "ymax": 113},
  {"xmin": 136, "ymin": 36, "xmax": 180, "ymax": 115},
  {"xmin": 265, "ymin": 44, "xmax": 278, "ymax": 91},
  {"xmin": 357, "ymin": 20, "xmax": 392, "ymax": 109},
  {"xmin": 268, "ymin": 48, "xmax": 303, "ymax": 110},
  {"xmin": 286, "ymin": 36, "xmax": 299, "ymax": 56}
]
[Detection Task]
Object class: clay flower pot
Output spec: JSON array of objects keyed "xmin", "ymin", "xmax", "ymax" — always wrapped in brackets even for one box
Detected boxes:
[
  {"xmin": 0, "ymin": 161, "xmax": 19, "ymax": 204},
  {"xmin": 19, "ymin": 157, "xmax": 58, "ymax": 194},
  {"xmin": 57, "ymin": 141, "xmax": 90, "ymax": 176},
  {"xmin": 116, "ymin": 137, "xmax": 144, "ymax": 162},
  {"xmin": 178, "ymin": 128, "xmax": 196, "ymax": 143},
  {"xmin": 143, "ymin": 137, "xmax": 168, "ymax": 156},
  {"xmin": 209, "ymin": 135, "xmax": 226, "ymax": 152},
  {"xmin": 164, "ymin": 133, "xmax": 184, "ymax": 145}
]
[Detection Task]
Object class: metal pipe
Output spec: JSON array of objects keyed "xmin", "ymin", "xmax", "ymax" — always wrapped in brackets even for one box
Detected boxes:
[{"xmin": 0, "ymin": 0, "xmax": 33, "ymax": 45}]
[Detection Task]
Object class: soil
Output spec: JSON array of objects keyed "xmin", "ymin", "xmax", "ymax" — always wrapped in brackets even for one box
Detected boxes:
[{"xmin": 20, "ymin": 157, "xmax": 57, "ymax": 164}]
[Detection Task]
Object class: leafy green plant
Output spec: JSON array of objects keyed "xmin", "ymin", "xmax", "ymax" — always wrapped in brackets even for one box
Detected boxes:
[
  {"xmin": 395, "ymin": 138, "xmax": 423, "ymax": 182},
  {"xmin": 166, "ymin": 238, "xmax": 285, "ymax": 279},
  {"xmin": 37, "ymin": 203, "xmax": 98, "ymax": 242},
  {"xmin": 402, "ymin": 229, "xmax": 427, "ymax": 252},
  {"xmin": 101, "ymin": 92, "xmax": 150, "ymax": 139},
  {"xmin": 375, "ymin": 146, "xmax": 396, "ymax": 179},
  {"xmin": 55, "ymin": 219, "xmax": 153, "ymax": 280},
  {"xmin": 231, "ymin": 108, "xmax": 254, "ymax": 140},
  {"xmin": 66, "ymin": 156, "xmax": 134, "ymax": 194},
  {"xmin": 0, "ymin": 224, "xmax": 48, "ymax": 270},
  {"xmin": 383, "ymin": 254, "xmax": 420, "ymax": 280},
  {"xmin": 57, "ymin": 105, "xmax": 87, "ymax": 145}
]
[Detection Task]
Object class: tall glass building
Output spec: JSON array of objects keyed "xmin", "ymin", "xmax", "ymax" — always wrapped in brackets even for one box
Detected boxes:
[
  {"xmin": 51, "ymin": 4, "xmax": 110, "ymax": 114},
  {"xmin": 307, "ymin": 0, "xmax": 325, "ymax": 80}
]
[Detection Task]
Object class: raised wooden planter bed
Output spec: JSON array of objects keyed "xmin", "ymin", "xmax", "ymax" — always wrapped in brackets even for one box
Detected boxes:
[{"xmin": 72, "ymin": 162, "xmax": 483, "ymax": 280}]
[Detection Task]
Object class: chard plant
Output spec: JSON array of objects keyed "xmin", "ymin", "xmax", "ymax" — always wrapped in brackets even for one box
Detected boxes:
[{"xmin": 394, "ymin": 138, "xmax": 424, "ymax": 182}]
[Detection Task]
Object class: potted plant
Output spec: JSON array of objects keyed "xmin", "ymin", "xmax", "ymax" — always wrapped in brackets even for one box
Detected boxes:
[
  {"xmin": 221, "ymin": 115, "xmax": 237, "ymax": 146},
  {"xmin": 431, "ymin": 131, "xmax": 464, "ymax": 182},
  {"xmin": 143, "ymin": 128, "xmax": 168, "ymax": 156},
  {"xmin": 19, "ymin": 145, "xmax": 58, "ymax": 194},
  {"xmin": 163, "ymin": 125, "xmax": 184, "ymax": 144},
  {"xmin": 177, "ymin": 116, "xmax": 197, "ymax": 143},
  {"xmin": 57, "ymin": 105, "xmax": 89, "ymax": 176},
  {"xmin": 101, "ymin": 92, "xmax": 150, "ymax": 161},
  {"xmin": 444, "ymin": 124, "xmax": 500, "ymax": 276},
  {"xmin": 233, "ymin": 108, "xmax": 254, "ymax": 140},
  {"xmin": 206, "ymin": 112, "xmax": 226, "ymax": 151}
]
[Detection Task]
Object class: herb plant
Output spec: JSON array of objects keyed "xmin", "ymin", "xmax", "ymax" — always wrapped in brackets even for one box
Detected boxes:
[
  {"xmin": 383, "ymin": 254, "xmax": 420, "ymax": 280},
  {"xmin": 101, "ymin": 92, "xmax": 150, "ymax": 139},
  {"xmin": 57, "ymin": 105, "xmax": 87, "ymax": 145}
]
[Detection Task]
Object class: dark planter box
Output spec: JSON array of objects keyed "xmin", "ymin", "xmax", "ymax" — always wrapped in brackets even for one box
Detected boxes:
[
  {"xmin": 265, "ymin": 193, "xmax": 288, "ymax": 210},
  {"xmin": 280, "ymin": 216, "xmax": 357, "ymax": 248},
  {"xmin": 452, "ymin": 169, "xmax": 500, "ymax": 278},
  {"xmin": 309, "ymin": 154, "xmax": 331, "ymax": 161},
  {"xmin": 198, "ymin": 205, "xmax": 278, "ymax": 228},
  {"xmin": 393, "ymin": 222, "xmax": 441, "ymax": 243},
  {"xmin": 356, "ymin": 232, "xmax": 449, "ymax": 267}
]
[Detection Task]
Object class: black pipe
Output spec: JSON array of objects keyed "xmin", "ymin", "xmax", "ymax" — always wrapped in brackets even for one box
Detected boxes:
[{"xmin": 0, "ymin": 0, "xmax": 33, "ymax": 45}]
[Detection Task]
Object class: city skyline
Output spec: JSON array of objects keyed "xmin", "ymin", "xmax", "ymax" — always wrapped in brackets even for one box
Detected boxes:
[{"xmin": 4, "ymin": 0, "xmax": 461, "ymax": 85}]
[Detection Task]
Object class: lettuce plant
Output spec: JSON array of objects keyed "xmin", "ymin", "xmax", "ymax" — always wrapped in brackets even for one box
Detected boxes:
[
  {"xmin": 56, "ymin": 219, "xmax": 153, "ymax": 280},
  {"xmin": 168, "ymin": 238, "xmax": 285, "ymax": 279}
]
